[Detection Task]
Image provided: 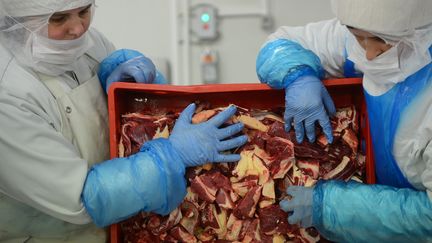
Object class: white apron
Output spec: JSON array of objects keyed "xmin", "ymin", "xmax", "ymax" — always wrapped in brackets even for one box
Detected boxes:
[{"xmin": 0, "ymin": 55, "xmax": 109, "ymax": 243}]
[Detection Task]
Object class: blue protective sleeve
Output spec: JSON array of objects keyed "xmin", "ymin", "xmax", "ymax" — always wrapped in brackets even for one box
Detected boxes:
[
  {"xmin": 97, "ymin": 49, "xmax": 167, "ymax": 89},
  {"xmin": 256, "ymin": 39, "xmax": 324, "ymax": 89},
  {"xmin": 313, "ymin": 180, "xmax": 432, "ymax": 243},
  {"xmin": 81, "ymin": 138, "xmax": 186, "ymax": 227}
]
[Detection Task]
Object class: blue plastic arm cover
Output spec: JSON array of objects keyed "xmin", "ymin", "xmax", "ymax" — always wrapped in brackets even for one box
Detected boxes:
[
  {"xmin": 313, "ymin": 180, "xmax": 432, "ymax": 243},
  {"xmin": 81, "ymin": 138, "xmax": 186, "ymax": 227},
  {"xmin": 256, "ymin": 39, "xmax": 324, "ymax": 89}
]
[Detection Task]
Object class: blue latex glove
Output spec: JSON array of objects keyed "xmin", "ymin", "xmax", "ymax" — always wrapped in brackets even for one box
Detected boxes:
[
  {"xmin": 284, "ymin": 75, "xmax": 336, "ymax": 143},
  {"xmin": 279, "ymin": 186, "xmax": 314, "ymax": 228},
  {"xmin": 98, "ymin": 49, "xmax": 163, "ymax": 93},
  {"xmin": 104, "ymin": 55, "xmax": 156, "ymax": 92},
  {"xmin": 169, "ymin": 103, "xmax": 248, "ymax": 167}
]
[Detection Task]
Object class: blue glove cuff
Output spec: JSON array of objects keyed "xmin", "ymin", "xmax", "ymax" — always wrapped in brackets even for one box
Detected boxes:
[
  {"xmin": 282, "ymin": 65, "xmax": 318, "ymax": 88},
  {"xmin": 256, "ymin": 39, "xmax": 324, "ymax": 89}
]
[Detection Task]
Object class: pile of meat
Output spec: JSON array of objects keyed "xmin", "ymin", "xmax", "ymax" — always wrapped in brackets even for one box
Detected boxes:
[{"xmin": 117, "ymin": 103, "xmax": 365, "ymax": 243}]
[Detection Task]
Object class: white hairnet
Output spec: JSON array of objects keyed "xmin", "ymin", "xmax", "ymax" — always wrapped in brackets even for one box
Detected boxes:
[
  {"xmin": 336, "ymin": 0, "xmax": 432, "ymax": 95},
  {"xmin": 0, "ymin": 0, "xmax": 95, "ymax": 75},
  {"xmin": 1, "ymin": 0, "xmax": 94, "ymax": 17},
  {"xmin": 331, "ymin": 0, "xmax": 432, "ymax": 87},
  {"xmin": 331, "ymin": 0, "xmax": 432, "ymax": 35}
]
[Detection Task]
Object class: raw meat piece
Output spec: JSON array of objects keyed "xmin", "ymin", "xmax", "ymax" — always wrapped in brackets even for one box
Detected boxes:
[{"xmin": 232, "ymin": 185, "xmax": 262, "ymax": 219}]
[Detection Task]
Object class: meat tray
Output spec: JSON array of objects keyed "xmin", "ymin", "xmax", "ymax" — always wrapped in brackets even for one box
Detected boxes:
[{"xmin": 107, "ymin": 78, "xmax": 375, "ymax": 243}]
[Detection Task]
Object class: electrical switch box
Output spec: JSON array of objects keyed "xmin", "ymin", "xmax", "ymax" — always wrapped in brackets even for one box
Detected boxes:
[
  {"xmin": 200, "ymin": 49, "xmax": 219, "ymax": 83},
  {"xmin": 191, "ymin": 4, "xmax": 218, "ymax": 41}
]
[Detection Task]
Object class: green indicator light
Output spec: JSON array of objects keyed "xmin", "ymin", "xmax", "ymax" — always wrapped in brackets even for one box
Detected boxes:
[{"xmin": 201, "ymin": 13, "xmax": 210, "ymax": 23}]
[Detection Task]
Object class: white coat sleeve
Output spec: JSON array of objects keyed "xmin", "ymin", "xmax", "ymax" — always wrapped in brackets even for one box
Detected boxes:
[
  {"xmin": 265, "ymin": 18, "xmax": 348, "ymax": 79},
  {"xmin": 0, "ymin": 88, "xmax": 92, "ymax": 224}
]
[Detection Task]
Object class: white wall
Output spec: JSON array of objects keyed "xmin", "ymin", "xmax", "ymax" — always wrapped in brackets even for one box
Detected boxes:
[
  {"xmin": 92, "ymin": 0, "xmax": 334, "ymax": 85},
  {"xmin": 93, "ymin": 0, "xmax": 172, "ymax": 60}
]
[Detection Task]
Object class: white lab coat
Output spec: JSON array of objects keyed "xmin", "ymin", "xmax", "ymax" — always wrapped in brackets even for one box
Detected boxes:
[
  {"xmin": 0, "ymin": 28, "xmax": 115, "ymax": 242},
  {"xmin": 266, "ymin": 18, "xmax": 432, "ymax": 197}
]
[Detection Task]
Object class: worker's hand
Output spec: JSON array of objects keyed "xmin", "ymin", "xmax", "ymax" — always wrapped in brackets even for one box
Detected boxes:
[
  {"xmin": 284, "ymin": 75, "xmax": 336, "ymax": 143},
  {"xmin": 279, "ymin": 186, "xmax": 314, "ymax": 228},
  {"xmin": 169, "ymin": 103, "xmax": 248, "ymax": 167},
  {"xmin": 98, "ymin": 49, "xmax": 162, "ymax": 93},
  {"xmin": 104, "ymin": 55, "xmax": 156, "ymax": 92}
]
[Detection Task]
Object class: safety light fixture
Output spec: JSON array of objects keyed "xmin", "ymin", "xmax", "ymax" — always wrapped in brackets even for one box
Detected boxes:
[{"xmin": 201, "ymin": 13, "xmax": 211, "ymax": 23}]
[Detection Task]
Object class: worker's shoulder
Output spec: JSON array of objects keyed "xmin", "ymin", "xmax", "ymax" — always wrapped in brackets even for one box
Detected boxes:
[
  {"xmin": 0, "ymin": 44, "xmax": 56, "ymax": 112},
  {"xmin": 0, "ymin": 59, "xmax": 44, "ymax": 96}
]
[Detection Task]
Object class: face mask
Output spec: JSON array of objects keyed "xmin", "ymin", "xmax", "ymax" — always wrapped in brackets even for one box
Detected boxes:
[
  {"xmin": 23, "ymin": 32, "xmax": 94, "ymax": 75},
  {"xmin": 32, "ymin": 32, "xmax": 94, "ymax": 65},
  {"xmin": 347, "ymin": 35, "xmax": 404, "ymax": 84}
]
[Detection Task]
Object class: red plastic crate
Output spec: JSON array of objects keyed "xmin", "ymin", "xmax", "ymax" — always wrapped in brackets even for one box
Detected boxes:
[{"xmin": 107, "ymin": 78, "xmax": 375, "ymax": 243}]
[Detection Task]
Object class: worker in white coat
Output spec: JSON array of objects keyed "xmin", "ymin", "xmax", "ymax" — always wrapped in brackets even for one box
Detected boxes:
[
  {"xmin": 0, "ymin": 0, "xmax": 247, "ymax": 242},
  {"xmin": 256, "ymin": 0, "xmax": 432, "ymax": 242}
]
